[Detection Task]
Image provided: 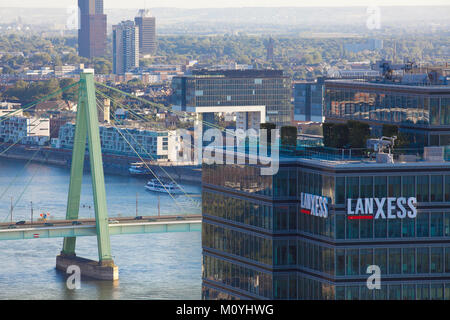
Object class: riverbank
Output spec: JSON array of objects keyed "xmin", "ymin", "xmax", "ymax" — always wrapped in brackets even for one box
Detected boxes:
[{"xmin": 0, "ymin": 143, "xmax": 202, "ymax": 183}]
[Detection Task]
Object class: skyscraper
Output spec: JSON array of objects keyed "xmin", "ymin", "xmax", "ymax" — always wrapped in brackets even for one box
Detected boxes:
[
  {"xmin": 266, "ymin": 37, "xmax": 274, "ymax": 62},
  {"xmin": 135, "ymin": 9, "xmax": 157, "ymax": 56},
  {"xmin": 113, "ymin": 21, "xmax": 140, "ymax": 75},
  {"xmin": 78, "ymin": 0, "xmax": 107, "ymax": 59}
]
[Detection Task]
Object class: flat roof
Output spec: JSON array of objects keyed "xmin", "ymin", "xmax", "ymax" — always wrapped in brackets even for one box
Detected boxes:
[
  {"xmin": 213, "ymin": 146, "xmax": 450, "ymax": 172},
  {"xmin": 325, "ymin": 79, "xmax": 450, "ymax": 93},
  {"xmin": 185, "ymin": 69, "xmax": 286, "ymax": 79},
  {"xmin": 292, "ymin": 156, "xmax": 450, "ymax": 172}
]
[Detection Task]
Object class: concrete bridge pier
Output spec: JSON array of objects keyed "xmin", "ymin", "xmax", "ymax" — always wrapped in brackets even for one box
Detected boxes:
[{"xmin": 56, "ymin": 254, "xmax": 119, "ymax": 281}]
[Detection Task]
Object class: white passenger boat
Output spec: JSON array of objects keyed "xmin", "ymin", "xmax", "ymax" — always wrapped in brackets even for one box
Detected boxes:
[{"xmin": 145, "ymin": 179, "xmax": 183, "ymax": 194}]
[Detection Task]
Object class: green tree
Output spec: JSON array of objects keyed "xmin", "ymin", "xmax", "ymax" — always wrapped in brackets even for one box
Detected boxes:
[
  {"xmin": 281, "ymin": 126, "xmax": 298, "ymax": 148},
  {"xmin": 323, "ymin": 123, "xmax": 349, "ymax": 148},
  {"xmin": 347, "ymin": 120, "xmax": 371, "ymax": 148},
  {"xmin": 382, "ymin": 124, "xmax": 399, "ymax": 137},
  {"xmin": 93, "ymin": 57, "xmax": 112, "ymax": 74}
]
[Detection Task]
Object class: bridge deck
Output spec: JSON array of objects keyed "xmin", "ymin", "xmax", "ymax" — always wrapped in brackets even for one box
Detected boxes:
[{"xmin": 0, "ymin": 215, "xmax": 202, "ymax": 241}]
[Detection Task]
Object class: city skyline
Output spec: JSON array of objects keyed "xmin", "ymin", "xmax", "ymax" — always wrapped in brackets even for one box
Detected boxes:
[{"xmin": 0, "ymin": 0, "xmax": 448, "ymax": 8}]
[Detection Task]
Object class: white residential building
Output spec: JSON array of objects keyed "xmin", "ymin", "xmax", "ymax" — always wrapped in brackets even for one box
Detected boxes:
[
  {"xmin": 0, "ymin": 116, "xmax": 50, "ymax": 145},
  {"xmin": 58, "ymin": 123, "xmax": 169, "ymax": 160}
]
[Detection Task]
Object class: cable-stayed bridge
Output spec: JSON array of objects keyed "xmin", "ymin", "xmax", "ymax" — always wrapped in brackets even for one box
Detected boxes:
[{"xmin": 0, "ymin": 71, "xmax": 217, "ymax": 280}]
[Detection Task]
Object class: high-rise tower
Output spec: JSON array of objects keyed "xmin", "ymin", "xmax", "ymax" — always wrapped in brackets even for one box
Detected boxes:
[
  {"xmin": 113, "ymin": 21, "xmax": 140, "ymax": 75},
  {"xmin": 135, "ymin": 9, "xmax": 157, "ymax": 56},
  {"xmin": 78, "ymin": 0, "xmax": 107, "ymax": 59}
]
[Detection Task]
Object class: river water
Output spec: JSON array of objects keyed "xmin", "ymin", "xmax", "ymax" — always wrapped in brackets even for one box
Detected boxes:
[{"xmin": 0, "ymin": 158, "xmax": 202, "ymax": 300}]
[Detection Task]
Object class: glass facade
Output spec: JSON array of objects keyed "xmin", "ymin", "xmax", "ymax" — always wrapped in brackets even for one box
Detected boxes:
[
  {"xmin": 202, "ymin": 158, "xmax": 450, "ymax": 300},
  {"xmin": 293, "ymin": 81, "xmax": 325, "ymax": 123},
  {"xmin": 324, "ymin": 80, "xmax": 450, "ymax": 150},
  {"xmin": 172, "ymin": 70, "xmax": 292, "ymax": 127}
]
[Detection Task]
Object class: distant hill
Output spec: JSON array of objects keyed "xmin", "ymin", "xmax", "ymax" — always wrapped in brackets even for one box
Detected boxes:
[{"xmin": 0, "ymin": 6, "xmax": 448, "ymax": 35}]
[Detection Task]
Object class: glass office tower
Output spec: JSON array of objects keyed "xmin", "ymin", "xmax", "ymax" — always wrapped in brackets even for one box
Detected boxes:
[
  {"xmin": 202, "ymin": 152, "xmax": 450, "ymax": 300},
  {"xmin": 172, "ymin": 70, "xmax": 292, "ymax": 128},
  {"xmin": 294, "ymin": 79, "xmax": 325, "ymax": 123},
  {"xmin": 324, "ymin": 80, "xmax": 450, "ymax": 150}
]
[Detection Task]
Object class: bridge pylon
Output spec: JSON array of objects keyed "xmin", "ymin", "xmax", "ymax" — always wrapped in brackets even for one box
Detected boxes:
[{"xmin": 56, "ymin": 71, "xmax": 118, "ymax": 281}]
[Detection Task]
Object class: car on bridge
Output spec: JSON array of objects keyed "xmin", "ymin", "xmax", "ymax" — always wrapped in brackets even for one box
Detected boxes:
[
  {"xmin": 15, "ymin": 221, "xmax": 26, "ymax": 226},
  {"xmin": 109, "ymin": 220, "xmax": 120, "ymax": 224},
  {"xmin": 72, "ymin": 221, "xmax": 83, "ymax": 226}
]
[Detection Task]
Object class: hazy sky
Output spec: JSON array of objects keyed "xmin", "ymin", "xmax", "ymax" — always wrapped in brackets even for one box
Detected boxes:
[{"xmin": 0, "ymin": 0, "xmax": 448, "ymax": 8}]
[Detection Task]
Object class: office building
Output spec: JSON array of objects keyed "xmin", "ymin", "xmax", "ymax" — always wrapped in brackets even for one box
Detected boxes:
[
  {"xmin": 135, "ymin": 9, "xmax": 157, "ymax": 56},
  {"xmin": 78, "ymin": 0, "xmax": 107, "ymax": 59},
  {"xmin": 202, "ymin": 144, "xmax": 450, "ymax": 300},
  {"xmin": 113, "ymin": 21, "xmax": 140, "ymax": 75},
  {"xmin": 294, "ymin": 78, "xmax": 325, "ymax": 123},
  {"xmin": 172, "ymin": 69, "xmax": 292, "ymax": 130},
  {"xmin": 324, "ymin": 79, "xmax": 450, "ymax": 154}
]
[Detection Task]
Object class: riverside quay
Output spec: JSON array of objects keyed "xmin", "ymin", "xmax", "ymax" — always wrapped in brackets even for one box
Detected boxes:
[{"xmin": 201, "ymin": 148, "xmax": 450, "ymax": 300}]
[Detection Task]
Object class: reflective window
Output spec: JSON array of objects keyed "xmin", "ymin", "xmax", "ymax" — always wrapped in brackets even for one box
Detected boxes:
[
  {"xmin": 360, "ymin": 219, "xmax": 373, "ymax": 239},
  {"xmin": 417, "ymin": 248, "xmax": 430, "ymax": 273},
  {"xmin": 402, "ymin": 248, "xmax": 415, "ymax": 274},
  {"xmin": 431, "ymin": 213, "xmax": 443, "ymax": 237},
  {"xmin": 431, "ymin": 247, "xmax": 443, "ymax": 273},
  {"xmin": 403, "ymin": 176, "xmax": 415, "ymax": 197},
  {"xmin": 360, "ymin": 249, "xmax": 373, "ymax": 275},
  {"xmin": 446, "ymin": 213, "xmax": 450, "ymax": 237},
  {"xmin": 345, "ymin": 286, "xmax": 359, "ymax": 300},
  {"xmin": 336, "ymin": 177, "xmax": 345, "ymax": 204},
  {"xmin": 417, "ymin": 284, "xmax": 429, "ymax": 300},
  {"xmin": 360, "ymin": 176, "xmax": 373, "ymax": 198},
  {"xmin": 445, "ymin": 176, "xmax": 450, "ymax": 202},
  {"xmin": 417, "ymin": 176, "xmax": 429, "ymax": 202},
  {"xmin": 389, "ymin": 285, "xmax": 401, "ymax": 300},
  {"xmin": 375, "ymin": 219, "xmax": 387, "ymax": 238},
  {"xmin": 431, "ymin": 284, "xmax": 444, "ymax": 300},
  {"xmin": 347, "ymin": 219, "xmax": 359, "ymax": 239},
  {"xmin": 346, "ymin": 249, "xmax": 359, "ymax": 276},
  {"xmin": 347, "ymin": 177, "xmax": 359, "ymax": 199},
  {"xmin": 389, "ymin": 248, "xmax": 401, "ymax": 274},
  {"xmin": 388, "ymin": 176, "xmax": 401, "ymax": 197},
  {"xmin": 388, "ymin": 219, "xmax": 401, "ymax": 238},
  {"xmin": 417, "ymin": 212, "xmax": 430, "ymax": 237},
  {"xmin": 445, "ymin": 247, "xmax": 450, "ymax": 273},
  {"xmin": 430, "ymin": 176, "xmax": 443, "ymax": 202},
  {"xmin": 374, "ymin": 176, "xmax": 387, "ymax": 198},
  {"xmin": 402, "ymin": 284, "xmax": 416, "ymax": 300},
  {"xmin": 374, "ymin": 248, "xmax": 387, "ymax": 275},
  {"xmin": 336, "ymin": 249, "xmax": 345, "ymax": 276}
]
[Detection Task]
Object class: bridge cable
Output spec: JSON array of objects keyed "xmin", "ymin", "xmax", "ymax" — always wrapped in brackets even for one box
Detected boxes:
[
  {"xmin": 95, "ymin": 82, "xmax": 239, "ymax": 136},
  {"xmin": 95, "ymin": 91, "xmax": 200, "ymax": 208},
  {"xmin": 0, "ymin": 81, "xmax": 80, "ymax": 125},
  {"xmin": 1, "ymin": 89, "xmax": 80, "ymax": 222},
  {"xmin": 94, "ymin": 98, "xmax": 188, "ymax": 213}
]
